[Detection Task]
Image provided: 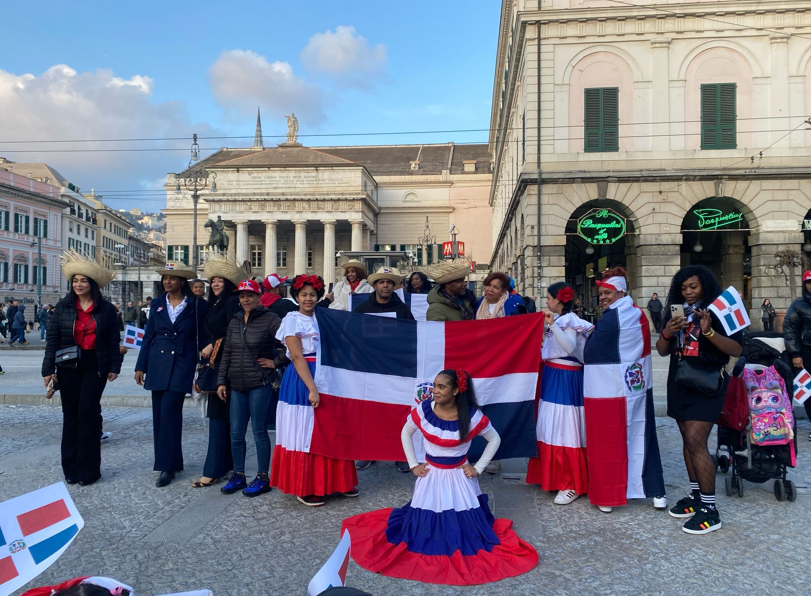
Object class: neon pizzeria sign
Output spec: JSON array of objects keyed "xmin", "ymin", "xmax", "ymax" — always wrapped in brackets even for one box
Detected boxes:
[
  {"xmin": 693, "ymin": 208, "xmax": 744, "ymax": 230},
  {"xmin": 577, "ymin": 209, "xmax": 626, "ymax": 245}
]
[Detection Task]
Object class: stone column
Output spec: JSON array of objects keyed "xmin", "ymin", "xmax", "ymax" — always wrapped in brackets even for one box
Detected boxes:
[
  {"xmin": 294, "ymin": 220, "xmax": 307, "ymax": 274},
  {"xmin": 650, "ymin": 38, "xmax": 671, "ymax": 152},
  {"xmin": 749, "ymin": 230, "xmax": 804, "ymax": 330},
  {"xmin": 364, "ymin": 228, "xmax": 371, "ymax": 251},
  {"xmin": 350, "ymin": 220, "xmax": 364, "ymax": 251},
  {"xmin": 263, "ymin": 219, "xmax": 277, "ymax": 277},
  {"xmin": 234, "ymin": 219, "xmax": 249, "ymax": 265},
  {"xmin": 322, "ymin": 219, "xmax": 336, "ymax": 283}
]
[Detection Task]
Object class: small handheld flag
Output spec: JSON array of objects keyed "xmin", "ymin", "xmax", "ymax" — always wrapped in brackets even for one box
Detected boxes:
[
  {"xmin": 0, "ymin": 482, "xmax": 84, "ymax": 596},
  {"xmin": 794, "ymin": 369, "xmax": 811, "ymax": 404},
  {"xmin": 123, "ymin": 325, "xmax": 145, "ymax": 349},
  {"xmin": 307, "ymin": 529, "xmax": 351, "ymax": 596},
  {"xmin": 708, "ymin": 286, "xmax": 750, "ymax": 336}
]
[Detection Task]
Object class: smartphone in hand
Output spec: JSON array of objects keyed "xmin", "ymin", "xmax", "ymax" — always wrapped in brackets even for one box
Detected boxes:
[{"xmin": 670, "ymin": 304, "xmax": 684, "ymax": 319}]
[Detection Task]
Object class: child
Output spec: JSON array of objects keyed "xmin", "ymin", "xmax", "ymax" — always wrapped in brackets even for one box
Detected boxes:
[
  {"xmin": 269, "ymin": 274, "xmax": 358, "ymax": 507},
  {"xmin": 342, "ymin": 369, "xmax": 538, "ymax": 585}
]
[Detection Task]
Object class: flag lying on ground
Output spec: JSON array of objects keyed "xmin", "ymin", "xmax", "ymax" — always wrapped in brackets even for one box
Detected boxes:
[
  {"xmin": 709, "ymin": 286, "xmax": 751, "ymax": 336},
  {"xmin": 0, "ymin": 483, "xmax": 84, "ymax": 596},
  {"xmin": 794, "ymin": 369, "xmax": 811, "ymax": 404},
  {"xmin": 351, "ymin": 290, "xmax": 429, "ymax": 321},
  {"xmin": 312, "ymin": 309, "xmax": 543, "ymax": 462},
  {"xmin": 123, "ymin": 325, "xmax": 145, "ymax": 349},
  {"xmin": 307, "ymin": 530, "xmax": 351, "ymax": 596}
]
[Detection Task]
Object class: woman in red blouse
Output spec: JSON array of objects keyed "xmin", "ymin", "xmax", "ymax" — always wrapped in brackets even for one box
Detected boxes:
[{"xmin": 42, "ymin": 252, "xmax": 123, "ymax": 486}]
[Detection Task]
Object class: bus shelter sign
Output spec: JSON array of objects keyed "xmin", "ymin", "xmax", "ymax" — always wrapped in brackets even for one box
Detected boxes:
[{"xmin": 577, "ymin": 209, "xmax": 626, "ymax": 245}]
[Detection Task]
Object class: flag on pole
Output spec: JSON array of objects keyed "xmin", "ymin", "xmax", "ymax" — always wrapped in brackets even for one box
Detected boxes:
[
  {"xmin": 794, "ymin": 369, "xmax": 811, "ymax": 404},
  {"xmin": 0, "ymin": 483, "xmax": 84, "ymax": 596},
  {"xmin": 708, "ymin": 286, "xmax": 751, "ymax": 335},
  {"xmin": 310, "ymin": 309, "xmax": 542, "ymax": 462},
  {"xmin": 307, "ymin": 530, "xmax": 351, "ymax": 596},
  {"xmin": 123, "ymin": 325, "xmax": 145, "ymax": 349}
]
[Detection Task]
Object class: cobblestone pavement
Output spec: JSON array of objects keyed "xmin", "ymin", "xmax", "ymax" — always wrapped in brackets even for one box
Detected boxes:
[{"xmin": 2, "ymin": 403, "xmax": 811, "ymax": 596}]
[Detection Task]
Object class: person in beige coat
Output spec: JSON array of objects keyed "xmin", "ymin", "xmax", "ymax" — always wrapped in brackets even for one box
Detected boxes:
[{"xmin": 327, "ymin": 260, "xmax": 374, "ymax": 311}]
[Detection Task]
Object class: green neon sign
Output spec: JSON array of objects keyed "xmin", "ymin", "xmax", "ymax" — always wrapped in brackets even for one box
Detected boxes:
[
  {"xmin": 577, "ymin": 209, "xmax": 626, "ymax": 245},
  {"xmin": 693, "ymin": 208, "xmax": 744, "ymax": 231}
]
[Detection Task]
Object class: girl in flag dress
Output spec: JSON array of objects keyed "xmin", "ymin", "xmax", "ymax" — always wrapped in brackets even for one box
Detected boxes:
[
  {"xmin": 270, "ymin": 274, "xmax": 358, "ymax": 507},
  {"xmin": 527, "ymin": 282, "xmax": 593, "ymax": 504},
  {"xmin": 342, "ymin": 369, "xmax": 538, "ymax": 585}
]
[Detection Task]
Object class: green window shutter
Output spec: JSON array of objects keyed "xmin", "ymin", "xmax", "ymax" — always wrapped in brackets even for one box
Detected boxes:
[
  {"xmin": 24, "ymin": 265, "xmax": 29, "ymax": 284},
  {"xmin": 584, "ymin": 88, "xmax": 619, "ymax": 153},
  {"xmin": 701, "ymin": 83, "xmax": 736, "ymax": 149},
  {"xmin": 601, "ymin": 88, "xmax": 619, "ymax": 151},
  {"xmin": 43, "ymin": 267, "xmax": 47, "ymax": 284},
  {"xmin": 3, "ymin": 211, "xmax": 7, "ymax": 231},
  {"xmin": 13, "ymin": 214, "xmax": 18, "ymax": 234},
  {"xmin": 183, "ymin": 245, "xmax": 190, "ymax": 265},
  {"xmin": 584, "ymin": 88, "xmax": 602, "ymax": 152},
  {"xmin": 399, "ymin": 244, "xmax": 406, "ymax": 251},
  {"xmin": 2, "ymin": 263, "xmax": 7, "ymax": 283},
  {"xmin": 167, "ymin": 246, "xmax": 174, "ymax": 261},
  {"xmin": 374, "ymin": 244, "xmax": 380, "ymax": 251},
  {"xmin": 25, "ymin": 216, "xmax": 29, "ymax": 235},
  {"xmin": 417, "ymin": 245, "xmax": 423, "ymax": 265},
  {"xmin": 43, "ymin": 220, "xmax": 48, "ymax": 238}
]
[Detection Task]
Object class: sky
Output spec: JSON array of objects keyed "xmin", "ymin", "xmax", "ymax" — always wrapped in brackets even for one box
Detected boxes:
[{"xmin": 0, "ymin": 1, "xmax": 500, "ymax": 210}]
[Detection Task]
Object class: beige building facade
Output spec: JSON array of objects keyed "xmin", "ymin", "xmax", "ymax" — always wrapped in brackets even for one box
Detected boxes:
[
  {"xmin": 163, "ymin": 133, "xmax": 492, "ymax": 285},
  {"xmin": 490, "ymin": 0, "xmax": 811, "ymax": 323}
]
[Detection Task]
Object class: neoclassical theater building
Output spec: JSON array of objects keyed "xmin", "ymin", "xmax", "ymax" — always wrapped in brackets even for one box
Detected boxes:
[
  {"xmin": 490, "ymin": 0, "xmax": 811, "ymax": 325},
  {"xmin": 163, "ymin": 121, "xmax": 492, "ymax": 284}
]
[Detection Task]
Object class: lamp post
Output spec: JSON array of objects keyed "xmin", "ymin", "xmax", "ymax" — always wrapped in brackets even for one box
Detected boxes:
[
  {"xmin": 416, "ymin": 216, "xmax": 436, "ymax": 266},
  {"xmin": 115, "ymin": 243, "xmax": 128, "ymax": 302},
  {"xmin": 30, "ymin": 232, "xmax": 41, "ymax": 312},
  {"xmin": 174, "ymin": 134, "xmax": 217, "ymax": 270}
]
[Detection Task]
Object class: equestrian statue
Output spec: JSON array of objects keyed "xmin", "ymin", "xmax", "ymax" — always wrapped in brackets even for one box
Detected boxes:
[{"xmin": 204, "ymin": 215, "xmax": 229, "ymax": 252}]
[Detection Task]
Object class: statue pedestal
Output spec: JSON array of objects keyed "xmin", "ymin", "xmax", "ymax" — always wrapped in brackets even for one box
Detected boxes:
[{"xmin": 278, "ymin": 142, "xmax": 302, "ymax": 147}]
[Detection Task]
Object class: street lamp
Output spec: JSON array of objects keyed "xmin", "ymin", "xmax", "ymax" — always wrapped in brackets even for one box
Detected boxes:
[
  {"xmin": 174, "ymin": 133, "xmax": 217, "ymax": 270},
  {"xmin": 416, "ymin": 216, "xmax": 436, "ymax": 266}
]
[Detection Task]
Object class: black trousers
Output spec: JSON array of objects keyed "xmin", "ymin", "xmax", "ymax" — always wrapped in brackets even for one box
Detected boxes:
[
  {"xmin": 59, "ymin": 350, "xmax": 107, "ymax": 482},
  {"xmin": 202, "ymin": 417, "xmax": 233, "ymax": 479},
  {"xmin": 151, "ymin": 390, "xmax": 186, "ymax": 473},
  {"xmin": 763, "ymin": 319, "xmax": 774, "ymax": 331},
  {"xmin": 649, "ymin": 311, "xmax": 662, "ymax": 333}
]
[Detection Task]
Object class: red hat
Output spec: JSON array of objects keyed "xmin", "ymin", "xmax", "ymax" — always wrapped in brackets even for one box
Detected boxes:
[
  {"xmin": 804, "ymin": 270, "xmax": 811, "ymax": 282},
  {"xmin": 263, "ymin": 273, "xmax": 289, "ymax": 290},
  {"xmin": 234, "ymin": 279, "xmax": 262, "ymax": 295}
]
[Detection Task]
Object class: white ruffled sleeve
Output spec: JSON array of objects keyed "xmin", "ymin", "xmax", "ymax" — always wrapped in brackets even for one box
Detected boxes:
[{"xmin": 275, "ymin": 313, "xmax": 301, "ymax": 343}]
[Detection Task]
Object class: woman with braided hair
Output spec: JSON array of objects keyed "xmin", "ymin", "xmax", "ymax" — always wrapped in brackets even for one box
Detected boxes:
[
  {"xmin": 526, "ymin": 282, "xmax": 593, "ymax": 504},
  {"xmin": 342, "ymin": 369, "xmax": 538, "ymax": 585}
]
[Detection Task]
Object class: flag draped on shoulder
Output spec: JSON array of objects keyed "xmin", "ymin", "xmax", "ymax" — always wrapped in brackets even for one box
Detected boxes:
[
  {"xmin": 709, "ymin": 286, "xmax": 751, "ymax": 335},
  {"xmin": 312, "ymin": 309, "xmax": 543, "ymax": 462}
]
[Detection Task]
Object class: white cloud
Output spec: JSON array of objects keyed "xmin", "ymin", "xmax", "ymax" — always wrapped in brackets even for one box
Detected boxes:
[
  {"xmin": 300, "ymin": 26, "xmax": 386, "ymax": 86},
  {"xmin": 207, "ymin": 49, "xmax": 324, "ymax": 123},
  {"xmin": 0, "ymin": 64, "xmax": 216, "ymax": 209}
]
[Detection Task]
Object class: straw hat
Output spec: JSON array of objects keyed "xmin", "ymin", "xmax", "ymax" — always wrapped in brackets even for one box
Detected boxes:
[
  {"xmin": 155, "ymin": 262, "xmax": 197, "ymax": 279},
  {"xmin": 203, "ymin": 251, "xmax": 252, "ymax": 287},
  {"xmin": 424, "ymin": 258, "xmax": 472, "ymax": 285},
  {"xmin": 368, "ymin": 266, "xmax": 403, "ymax": 286},
  {"xmin": 61, "ymin": 250, "xmax": 116, "ymax": 288},
  {"xmin": 342, "ymin": 259, "xmax": 367, "ymax": 277}
]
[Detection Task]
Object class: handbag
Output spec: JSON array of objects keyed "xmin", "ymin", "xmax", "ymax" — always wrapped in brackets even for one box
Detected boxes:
[
  {"xmin": 195, "ymin": 338, "xmax": 223, "ymax": 393},
  {"xmin": 674, "ymin": 352, "xmax": 725, "ymax": 395},
  {"xmin": 55, "ymin": 345, "xmax": 81, "ymax": 369}
]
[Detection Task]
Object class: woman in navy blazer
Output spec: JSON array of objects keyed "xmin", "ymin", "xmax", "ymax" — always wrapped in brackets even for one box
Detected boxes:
[{"xmin": 135, "ymin": 265, "xmax": 209, "ymax": 487}]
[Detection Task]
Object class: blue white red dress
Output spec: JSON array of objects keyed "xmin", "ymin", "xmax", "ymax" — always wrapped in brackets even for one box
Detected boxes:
[
  {"xmin": 270, "ymin": 312, "xmax": 358, "ymax": 496},
  {"xmin": 342, "ymin": 399, "xmax": 538, "ymax": 585},
  {"xmin": 527, "ymin": 312, "xmax": 592, "ymax": 494}
]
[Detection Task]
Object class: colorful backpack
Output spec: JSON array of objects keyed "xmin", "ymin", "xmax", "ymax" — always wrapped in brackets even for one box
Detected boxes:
[{"xmin": 742, "ymin": 366, "xmax": 794, "ymax": 447}]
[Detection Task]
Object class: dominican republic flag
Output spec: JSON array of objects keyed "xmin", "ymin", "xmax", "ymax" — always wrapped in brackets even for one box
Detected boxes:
[
  {"xmin": 0, "ymin": 483, "xmax": 84, "ymax": 596},
  {"xmin": 307, "ymin": 530, "xmax": 350, "ymax": 596},
  {"xmin": 123, "ymin": 325, "xmax": 145, "ymax": 349},
  {"xmin": 794, "ymin": 369, "xmax": 811, "ymax": 404},
  {"xmin": 351, "ymin": 290, "xmax": 429, "ymax": 321},
  {"xmin": 312, "ymin": 309, "xmax": 543, "ymax": 462},
  {"xmin": 583, "ymin": 296, "xmax": 665, "ymax": 507},
  {"xmin": 709, "ymin": 286, "xmax": 751, "ymax": 336}
]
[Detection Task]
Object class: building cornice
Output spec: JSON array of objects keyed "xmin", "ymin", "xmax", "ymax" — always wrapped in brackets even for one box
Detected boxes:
[{"xmin": 0, "ymin": 183, "xmax": 70, "ymax": 210}]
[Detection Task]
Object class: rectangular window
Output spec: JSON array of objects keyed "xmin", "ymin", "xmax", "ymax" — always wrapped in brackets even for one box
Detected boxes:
[
  {"xmin": 277, "ymin": 244, "xmax": 287, "ymax": 268},
  {"xmin": 34, "ymin": 217, "xmax": 48, "ymax": 238},
  {"xmin": 69, "ymin": 221, "xmax": 74, "ymax": 233},
  {"xmin": 250, "ymin": 244, "xmax": 263, "ymax": 269},
  {"xmin": 85, "ymin": 228, "xmax": 88, "ymax": 238},
  {"xmin": 0, "ymin": 262, "xmax": 7, "ymax": 283},
  {"xmin": 14, "ymin": 213, "xmax": 30, "ymax": 235},
  {"xmin": 307, "ymin": 245, "xmax": 314, "ymax": 269},
  {"xmin": 167, "ymin": 245, "xmax": 189, "ymax": 265},
  {"xmin": 14, "ymin": 263, "xmax": 28, "ymax": 284},
  {"xmin": 197, "ymin": 245, "xmax": 211, "ymax": 265},
  {"xmin": 584, "ymin": 87, "xmax": 619, "ymax": 153},
  {"xmin": 0, "ymin": 210, "xmax": 9, "ymax": 231},
  {"xmin": 92, "ymin": 231, "xmax": 95, "ymax": 240},
  {"xmin": 701, "ymin": 83, "xmax": 737, "ymax": 150},
  {"xmin": 33, "ymin": 265, "xmax": 47, "ymax": 285}
]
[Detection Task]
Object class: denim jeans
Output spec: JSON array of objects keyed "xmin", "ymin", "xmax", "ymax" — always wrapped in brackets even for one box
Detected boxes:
[
  {"xmin": 40, "ymin": 326, "xmax": 46, "ymax": 340},
  {"xmin": 229, "ymin": 385, "xmax": 272, "ymax": 474}
]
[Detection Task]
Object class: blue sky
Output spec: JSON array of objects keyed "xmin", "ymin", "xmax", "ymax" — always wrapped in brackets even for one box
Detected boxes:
[{"xmin": 0, "ymin": 1, "xmax": 500, "ymax": 208}]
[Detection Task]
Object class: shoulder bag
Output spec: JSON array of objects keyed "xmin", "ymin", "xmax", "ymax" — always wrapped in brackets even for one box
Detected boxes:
[
  {"xmin": 195, "ymin": 338, "xmax": 223, "ymax": 393},
  {"xmin": 674, "ymin": 351, "xmax": 724, "ymax": 395}
]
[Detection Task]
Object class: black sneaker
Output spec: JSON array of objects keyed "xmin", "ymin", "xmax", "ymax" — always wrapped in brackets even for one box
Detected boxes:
[
  {"xmin": 682, "ymin": 507, "xmax": 722, "ymax": 535},
  {"xmin": 341, "ymin": 489, "xmax": 359, "ymax": 498},
  {"xmin": 395, "ymin": 461, "xmax": 411, "ymax": 473},
  {"xmin": 355, "ymin": 460, "xmax": 374, "ymax": 470},
  {"xmin": 297, "ymin": 494, "xmax": 325, "ymax": 507},
  {"xmin": 668, "ymin": 494, "xmax": 699, "ymax": 519}
]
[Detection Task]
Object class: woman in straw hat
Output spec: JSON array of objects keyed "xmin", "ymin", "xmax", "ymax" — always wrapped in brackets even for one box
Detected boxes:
[
  {"xmin": 425, "ymin": 259, "xmax": 477, "ymax": 322},
  {"xmin": 41, "ymin": 250, "xmax": 123, "ymax": 487},
  {"xmin": 135, "ymin": 263, "xmax": 209, "ymax": 488},
  {"xmin": 326, "ymin": 259, "xmax": 373, "ymax": 311},
  {"xmin": 190, "ymin": 253, "xmax": 248, "ymax": 488}
]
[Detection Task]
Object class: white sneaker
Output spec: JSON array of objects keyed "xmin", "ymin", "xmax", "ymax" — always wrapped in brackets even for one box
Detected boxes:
[
  {"xmin": 484, "ymin": 460, "xmax": 501, "ymax": 474},
  {"xmin": 653, "ymin": 496, "xmax": 667, "ymax": 509},
  {"xmin": 100, "ymin": 432, "xmax": 112, "ymax": 443},
  {"xmin": 554, "ymin": 489, "xmax": 580, "ymax": 505},
  {"xmin": 598, "ymin": 505, "xmax": 613, "ymax": 513}
]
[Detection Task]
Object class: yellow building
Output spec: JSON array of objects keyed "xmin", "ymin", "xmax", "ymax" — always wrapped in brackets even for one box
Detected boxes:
[{"xmin": 86, "ymin": 192, "xmax": 131, "ymax": 269}]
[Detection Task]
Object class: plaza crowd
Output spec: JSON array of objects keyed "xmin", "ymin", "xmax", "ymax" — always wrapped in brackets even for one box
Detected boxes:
[{"xmin": 37, "ymin": 248, "xmax": 811, "ymax": 586}]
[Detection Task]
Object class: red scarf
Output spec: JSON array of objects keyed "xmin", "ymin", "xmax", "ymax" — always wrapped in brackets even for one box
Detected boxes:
[{"xmin": 348, "ymin": 279, "xmax": 361, "ymax": 292}]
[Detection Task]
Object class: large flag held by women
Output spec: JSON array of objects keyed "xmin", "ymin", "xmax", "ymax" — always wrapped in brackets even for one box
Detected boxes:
[{"xmin": 311, "ymin": 309, "xmax": 543, "ymax": 462}]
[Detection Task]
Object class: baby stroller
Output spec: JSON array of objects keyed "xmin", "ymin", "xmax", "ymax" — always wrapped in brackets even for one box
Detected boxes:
[{"xmin": 715, "ymin": 332, "xmax": 799, "ymax": 502}]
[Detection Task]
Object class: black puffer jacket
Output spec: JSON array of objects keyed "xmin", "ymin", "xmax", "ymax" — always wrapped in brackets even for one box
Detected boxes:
[
  {"xmin": 41, "ymin": 296, "xmax": 123, "ymax": 377},
  {"xmin": 217, "ymin": 306, "xmax": 287, "ymax": 392},
  {"xmin": 783, "ymin": 288, "xmax": 811, "ymax": 358}
]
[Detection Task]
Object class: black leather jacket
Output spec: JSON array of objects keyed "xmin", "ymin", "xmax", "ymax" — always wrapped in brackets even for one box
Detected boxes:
[
  {"xmin": 41, "ymin": 296, "xmax": 123, "ymax": 377},
  {"xmin": 783, "ymin": 289, "xmax": 811, "ymax": 357},
  {"xmin": 217, "ymin": 306, "xmax": 287, "ymax": 392}
]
